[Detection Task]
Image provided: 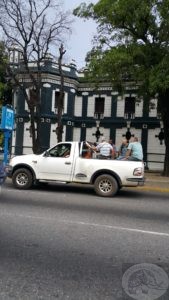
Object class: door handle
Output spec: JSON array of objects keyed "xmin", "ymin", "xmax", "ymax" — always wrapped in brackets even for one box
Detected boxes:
[{"xmin": 65, "ymin": 162, "xmax": 71, "ymax": 165}]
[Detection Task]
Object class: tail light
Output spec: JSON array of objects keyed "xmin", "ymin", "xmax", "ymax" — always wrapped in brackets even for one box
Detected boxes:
[{"xmin": 133, "ymin": 167, "xmax": 143, "ymax": 176}]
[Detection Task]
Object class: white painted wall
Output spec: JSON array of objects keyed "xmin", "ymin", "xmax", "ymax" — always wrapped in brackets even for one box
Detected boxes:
[
  {"xmin": 74, "ymin": 96, "xmax": 82, "ymax": 116},
  {"xmin": 63, "ymin": 93, "xmax": 68, "ymax": 114},
  {"xmin": 86, "ymin": 127, "xmax": 97, "ymax": 142},
  {"xmin": 103, "ymin": 95, "xmax": 111, "ymax": 117},
  {"xmin": 50, "ymin": 123, "xmax": 57, "ymax": 147},
  {"xmin": 86, "ymin": 127, "xmax": 110, "ymax": 143},
  {"xmin": 13, "ymin": 91, "xmax": 18, "ymax": 111},
  {"xmin": 23, "ymin": 122, "xmax": 33, "ymax": 154},
  {"xmin": 73, "ymin": 127, "xmax": 81, "ymax": 141},
  {"xmin": 87, "ymin": 96, "xmax": 95, "ymax": 117},
  {"xmin": 149, "ymin": 99, "xmax": 157, "ymax": 117},
  {"xmin": 11, "ymin": 130, "xmax": 16, "ymax": 156},
  {"xmin": 116, "ymin": 96, "xmax": 125, "ymax": 117},
  {"xmin": 51, "ymin": 90, "xmax": 56, "ymax": 112},
  {"xmin": 147, "ymin": 128, "xmax": 165, "ymax": 170},
  {"xmin": 115, "ymin": 128, "xmax": 142, "ymax": 151},
  {"xmin": 135, "ymin": 99, "xmax": 143, "ymax": 117}
]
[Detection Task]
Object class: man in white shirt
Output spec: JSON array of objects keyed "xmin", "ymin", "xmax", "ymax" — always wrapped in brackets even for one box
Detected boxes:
[{"xmin": 86, "ymin": 137, "xmax": 113, "ymax": 159}]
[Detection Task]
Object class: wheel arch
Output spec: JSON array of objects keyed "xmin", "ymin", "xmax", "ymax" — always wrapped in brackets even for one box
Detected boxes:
[
  {"xmin": 12, "ymin": 164, "xmax": 36, "ymax": 181},
  {"xmin": 91, "ymin": 169, "xmax": 122, "ymax": 187}
]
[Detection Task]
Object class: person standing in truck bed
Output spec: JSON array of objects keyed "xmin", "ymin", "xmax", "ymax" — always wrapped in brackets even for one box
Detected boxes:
[
  {"xmin": 116, "ymin": 138, "xmax": 129, "ymax": 160},
  {"xmin": 86, "ymin": 137, "xmax": 113, "ymax": 159}
]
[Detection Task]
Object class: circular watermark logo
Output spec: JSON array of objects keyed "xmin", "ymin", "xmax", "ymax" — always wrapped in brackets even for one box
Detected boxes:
[{"xmin": 122, "ymin": 263, "xmax": 169, "ymax": 300}]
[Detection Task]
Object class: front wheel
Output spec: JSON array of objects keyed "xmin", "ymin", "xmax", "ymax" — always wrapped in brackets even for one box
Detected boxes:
[
  {"xmin": 12, "ymin": 168, "xmax": 33, "ymax": 189},
  {"xmin": 94, "ymin": 174, "xmax": 118, "ymax": 197}
]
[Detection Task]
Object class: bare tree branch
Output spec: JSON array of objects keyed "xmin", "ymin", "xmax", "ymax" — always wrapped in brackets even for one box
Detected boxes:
[{"xmin": 0, "ymin": 0, "xmax": 72, "ymax": 153}]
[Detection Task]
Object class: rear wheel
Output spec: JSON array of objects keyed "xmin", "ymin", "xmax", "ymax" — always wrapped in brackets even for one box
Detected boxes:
[
  {"xmin": 94, "ymin": 174, "xmax": 118, "ymax": 197},
  {"xmin": 12, "ymin": 168, "xmax": 33, "ymax": 189}
]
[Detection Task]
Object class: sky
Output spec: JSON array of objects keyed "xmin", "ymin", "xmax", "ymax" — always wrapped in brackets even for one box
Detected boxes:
[{"xmin": 63, "ymin": 0, "xmax": 97, "ymax": 69}]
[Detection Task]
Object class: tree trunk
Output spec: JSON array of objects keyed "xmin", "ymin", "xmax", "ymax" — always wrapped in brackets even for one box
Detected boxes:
[
  {"xmin": 29, "ymin": 107, "xmax": 39, "ymax": 154},
  {"xmin": 29, "ymin": 102, "xmax": 41, "ymax": 154},
  {"xmin": 163, "ymin": 119, "xmax": 169, "ymax": 176},
  {"xmin": 57, "ymin": 44, "xmax": 66, "ymax": 143},
  {"xmin": 159, "ymin": 91, "xmax": 169, "ymax": 176},
  {"xmin": 57, "ymin": 86, "xmax": 64, "ymax": 143}
]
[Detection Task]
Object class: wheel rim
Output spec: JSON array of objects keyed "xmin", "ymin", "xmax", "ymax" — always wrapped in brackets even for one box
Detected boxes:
[
  {"xmin": 16, "ymin": 173, "xmax": 28, "ymax": 186},
  {"xmin": 99, "ymin": 178, "xmax": 112, "ymax": 193}
]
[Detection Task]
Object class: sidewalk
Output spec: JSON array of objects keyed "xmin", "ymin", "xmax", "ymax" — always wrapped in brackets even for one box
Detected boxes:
[{"xmin": 140, "ymin": 171, "xmax": 169, "ymax": 193}]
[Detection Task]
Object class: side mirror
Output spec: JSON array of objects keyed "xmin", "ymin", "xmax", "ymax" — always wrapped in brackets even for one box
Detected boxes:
[{"xmin": 43, "ymin": 150, "xmax": 49, "ymax": 157}]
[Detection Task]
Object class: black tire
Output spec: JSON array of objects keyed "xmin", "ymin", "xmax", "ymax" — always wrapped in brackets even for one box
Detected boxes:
[
  {"xmin": 94, "ymin": 174, "xmax": 118, "ymax": 197},
  {"xmin": 12, "ymin": 168, "xmax": 33, "ymax": 189}
]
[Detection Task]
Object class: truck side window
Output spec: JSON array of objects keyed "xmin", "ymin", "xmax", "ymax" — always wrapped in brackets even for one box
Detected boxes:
[
  {"xmin": 48, "ymin": 144, "xmax": 71, "ymax": 158},
  {"xmin": 82, "ymin": 143, "xmax": 92, "ymax": 159}
]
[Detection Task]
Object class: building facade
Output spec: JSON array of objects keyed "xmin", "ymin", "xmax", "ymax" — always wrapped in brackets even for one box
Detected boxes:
[{"xmin": 11, "ymin": 59, "xmax": 165, "ymax": 171}]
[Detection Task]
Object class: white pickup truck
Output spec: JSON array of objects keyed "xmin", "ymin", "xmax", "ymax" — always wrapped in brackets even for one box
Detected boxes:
[{"xmin": 7, "ymin": 141, "xmax": 144, "ymax": 197}]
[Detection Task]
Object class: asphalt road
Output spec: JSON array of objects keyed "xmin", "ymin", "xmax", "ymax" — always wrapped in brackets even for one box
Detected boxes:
[{"xmin": 1, "ymin": 181, "xmax": 169, "ymax": 299}]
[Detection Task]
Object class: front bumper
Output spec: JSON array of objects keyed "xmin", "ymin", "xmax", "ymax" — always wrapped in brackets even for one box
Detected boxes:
[{"xmin": 126, "ymin": 177, "xmax": 145, "ymax": 186}]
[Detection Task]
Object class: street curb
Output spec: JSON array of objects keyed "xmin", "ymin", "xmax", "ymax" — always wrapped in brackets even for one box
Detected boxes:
[
  {"xmin": 143, "ymin": 173, "xmax": 169, "ymax": 193},
  {"xmin": 136, "ymin": 186, "xmax": 169, "ymax": 193},
  {"xmin": 4, "ymin": 177, "xmax": 169, "ymax": 194}
]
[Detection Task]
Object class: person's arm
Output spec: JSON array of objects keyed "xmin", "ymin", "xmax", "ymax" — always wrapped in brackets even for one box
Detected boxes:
[
  {"xmin": 63, "ymin": 150, "xmax": 70, "ymax": 158},
  {"xmin": 125, "ymin": 149, "xmax": 131, "ymax": 159},
  {"xmin": 118, "ymin": 145, "xmax": 122, "ymax": 156},
  {"xmin": 109, "ymin": 145, "xmax": 114, "ymax": 158},
  {"xmin": 85, "ymin": 141, "xmax": 97, "ymax": 151}
]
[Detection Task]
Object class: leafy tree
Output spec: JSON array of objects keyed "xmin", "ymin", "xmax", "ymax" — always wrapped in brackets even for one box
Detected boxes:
[
  {"xmin": 74, "ymin": 0, "xmax": 169, "ymax": 176},
  {"xmin": 0, "ymin": 0, "xmax": 72, "ymax": 153}
]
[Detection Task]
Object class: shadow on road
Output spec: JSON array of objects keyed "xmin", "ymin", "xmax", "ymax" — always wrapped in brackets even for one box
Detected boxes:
[{"xmin": 1, "ymin": 181, "xmax": 169, "ymax": 224}]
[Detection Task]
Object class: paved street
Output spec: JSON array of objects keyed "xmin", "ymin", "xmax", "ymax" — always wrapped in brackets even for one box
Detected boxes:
[{"xmin": 1, "ymin": 180, "xmax": 169, "ymax": 299}]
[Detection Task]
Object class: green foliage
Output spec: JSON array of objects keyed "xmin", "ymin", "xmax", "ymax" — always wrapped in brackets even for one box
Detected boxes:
[
  {"xmin": 75, "ymin": 0, "xmax": 169, "ymax": 175},
  {"xmin": 74, "ymin": 0, "xmax": 169, "ymax": 99},
  {"xmin": 73, "ymin": 3, "xmax": 95, "ymax": 19}
]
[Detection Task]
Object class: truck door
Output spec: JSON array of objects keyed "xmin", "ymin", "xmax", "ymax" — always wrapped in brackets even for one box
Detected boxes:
[{"xmin": 36, "ymin": 143, "xmax": 74, "ymax": 181}]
